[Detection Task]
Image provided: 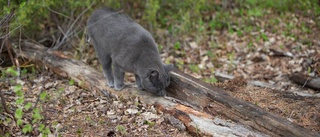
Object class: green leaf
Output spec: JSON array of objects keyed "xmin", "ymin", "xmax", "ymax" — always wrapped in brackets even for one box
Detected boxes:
[
  {"xmin": 43, "ymin": 127, "xmax": 51, "ymax": 134},
  {"xmin": 16, "ymin": 90, "xmax": 24, "ymax": 97},
  {"xmin": 13, "ymin": 85, "xmax": 23, "ymax": 93},
  {"xmin": 31, "ymin": 66, "xmax": 36, "ymax": 74},
  {"xmin": 22, "ymin": 124, "xmax": 33, "ymax": 134},
  {"xmin": 17, "ymin": 119, "xmax": 23, "ymax": 126},
  {"xmin": 3, "ymin": 6, "xmax": 10, "ymax": 14},
  {"xmin": 16, "ymin": 97, "xmax": 24, "ymax": 105},
  {"xmin": 21, "ymin": 69, "xmax": 28, "ymax": 76},
  {"xmin": 24, "ymin": 102, "xmax": 32, "ymax": 111},
  {"xmin": 33, "ymin": 108, "xmax": 40, "ymax": 113},
  {"xmin": 5, "ymin": 117, "xmax": 12, "ymax": 123},
  {"xmin": 32, "ymin": 108, "xmax": 43, "ymax": 123},
  {"xmin": 40, "ymin": 92, "xmax": 47, "ymax": 101},
  {"xmin": 69, "ymin": 79, "xmax": 74, "ymax": 85},
  {"xmin": 1, "ymin": 69, "xmax": 6, "ymax": 78},
  {"xmin": 38, "ymin": 124, "xmax": 45, "ymax": 131},
  {"xmin": 174, "ymin": 42, "xmax": 181, "ymax": 50},
  {"xmin": 6, "ymin": 67, "xmax": 19, "ymax": 76},
  {"xmin": 261, "ymin": 33, "xmax": 269, "ymax": 41},
  {"xmin": 15, "ymin": 108, "xmax": 23, "ymax": 119},
  {"xmin": 20, "ymin": 2, "xmax": 26, "ymax": 8}
]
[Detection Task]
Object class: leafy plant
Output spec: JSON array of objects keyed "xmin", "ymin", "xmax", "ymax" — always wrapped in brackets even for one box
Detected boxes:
[
  {"xmin": 143, "ymin": 0, "xmax": 160, "ymax": 29},
  {"xmin": 22, "ymin": 124, "xmax": 33, "ymax": 134},
  {"xmin": 144, "ymin": 120, "xmax": 156, "ymax": 127},
  {"xmin": 69, "ymin": 79, "xmax": 75, "ymax": 85},
  {"xmin": 204, "ymin": 77, "xmax": 218, "ymax": 84},
  {"xmin": 189, "ymin": 64, "xmax": 200, "ymax": 73},
  {"xmin": 1, "ymin": 67, "xmax": 51, "ymax": 136},
  {"xmin": 248, "ymin": 8, "xmax": 264, "ymax": 17},
  {"xmin": 261, "ymin": 33, "xmax": 268, "ymax": 41},
  {"xmin": 158, "ymin": 44, "xmax": 163, "ymax": 51},
  {"xmin": 227, "ymin": 51, "xmax": 236, "ymax": 70},
  {"xmin": 174, "ymin": 41, "xmax": 181, "ymax": 50}
]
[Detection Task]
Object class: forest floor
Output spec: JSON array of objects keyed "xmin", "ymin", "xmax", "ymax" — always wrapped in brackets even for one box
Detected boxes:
[{"xmin": 1, "ymin": 6, "xmax": 320, "ymax": 137}]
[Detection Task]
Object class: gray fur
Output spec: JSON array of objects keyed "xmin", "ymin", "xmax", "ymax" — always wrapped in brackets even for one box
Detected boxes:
[{"xmin": 87, "ymin": 7, "xmax": 173, "ymax": 96}]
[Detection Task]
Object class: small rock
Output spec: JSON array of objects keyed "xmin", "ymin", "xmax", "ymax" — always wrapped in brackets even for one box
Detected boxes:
[
  {"xmin": 141, "ymin": 112, "xmax": 158, "ymax": 120},
  {"xmin": 198, "ymin": 64, "xmax": 204, "ymax": 69},
  {"xmin": 150, "ymin": 105, "xmax": 157, "ymax": 114},
  {"xmin": 33, "ymin": 76, "xmax": 44, "ymax": 83},
  {"xmin": 16, "ymin": 79, "xmax": 25, "ymax": 85},
  {"xmin": 264, "ymin": 41, "xmax": 271, "ymax": 46},
  {"xmin": 189, "ymin": 41, "xmax": 198, "ymax": 49},
  {"xmin": 107, "ymin": 110, "xmax": 117, "ymax": 119},
  {"xmin": 44, "ymin": 82, "xmax": 54, "ymax": 89},
  {"xmin": 125, "ymin": 108, "xmax": 139, "ymax": 115},
  {"xmin": 206, "ymin": 62, "xmax": 214, "ymax": 68},
  {"xmin": 269, "ymin": 37, "xmax": 276, "ymax": 43}
]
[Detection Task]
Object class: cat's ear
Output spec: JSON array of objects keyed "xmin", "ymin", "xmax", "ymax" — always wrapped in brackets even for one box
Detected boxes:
[{"xmin": 164, "ymin": 64, "xmax": 174, "ymax": 72}]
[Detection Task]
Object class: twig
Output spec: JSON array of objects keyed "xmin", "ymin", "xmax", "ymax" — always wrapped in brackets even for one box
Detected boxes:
[
  {"xmin": 0, "ymin": 25, "xmax": 21, "ymax": 39},
  {"xmin": 43, "ymin": 0, "xmax": 73, "ymax": 20},
  {"xmin": 214, "ymin": 72, "xmax": 235, "ymax": 82},
  {"xmin": 52, "ymin": 2, "xmax": 94, "ymax": 50}
]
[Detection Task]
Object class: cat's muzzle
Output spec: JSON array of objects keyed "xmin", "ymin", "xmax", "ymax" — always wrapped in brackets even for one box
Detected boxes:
[{"xmin": 156, "ymin": 90, "xmax": 166, "ymax": 96}]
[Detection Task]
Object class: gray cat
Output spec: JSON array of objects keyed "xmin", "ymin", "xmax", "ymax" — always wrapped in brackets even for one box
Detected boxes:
[{"xmin": 87, "ymin": 7, "xmax": 173, "ymax": 96}]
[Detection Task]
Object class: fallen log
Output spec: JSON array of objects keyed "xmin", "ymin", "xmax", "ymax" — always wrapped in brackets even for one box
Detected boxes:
[
  {"xmin": 289, "ymin": 73, "xmax": 320, "ymax": 91},
  {"xmin": 14, "ymin": 42, "xmax": 320, "ymax": 137}
]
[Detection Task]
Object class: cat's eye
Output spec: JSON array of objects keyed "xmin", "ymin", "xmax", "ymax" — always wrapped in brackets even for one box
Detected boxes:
[{"xmin": 150, "ymin": 70, "xmax": 158, "ymax": 77}]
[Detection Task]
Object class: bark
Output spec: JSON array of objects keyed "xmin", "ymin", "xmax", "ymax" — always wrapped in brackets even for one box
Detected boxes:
[{"xmin": 14, "ymin": 42, "xmax": 320, "ymax": 137}]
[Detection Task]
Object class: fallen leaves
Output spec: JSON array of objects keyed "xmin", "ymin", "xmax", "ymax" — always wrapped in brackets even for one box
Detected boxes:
[{"xmin": 0, "ymin": 69, "xmax": 190, "ymax": 136}]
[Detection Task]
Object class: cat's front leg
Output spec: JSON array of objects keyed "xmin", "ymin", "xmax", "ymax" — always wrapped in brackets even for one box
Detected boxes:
[
  {"xmin": 101, "ymin": 58, "xmax": 114, "ymax": 88},
  {"xmin": 135, "ymin": 74, "xmax": 143, "ymax": 90},
  {"xmin": 113, "ymin": 63, "xmax": 125, "ymax": 90}
]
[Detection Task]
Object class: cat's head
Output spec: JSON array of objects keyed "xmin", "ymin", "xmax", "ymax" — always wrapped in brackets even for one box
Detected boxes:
[{"xmin": 140, "ymin": 64, "xmax": 173, "ymax": 96}]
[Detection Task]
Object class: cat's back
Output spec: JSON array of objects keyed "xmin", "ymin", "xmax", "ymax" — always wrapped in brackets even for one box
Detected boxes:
[
  {"xmin": 88, "ymin": 7, "xmax": 157, "ymax": 55},
  {"xmin": 88, "ymin": 7, "xmax": 144, "ymax": 44},
  {"xmin": 88, "ymin": 7, "xmax": 134, "ymax": 30}
]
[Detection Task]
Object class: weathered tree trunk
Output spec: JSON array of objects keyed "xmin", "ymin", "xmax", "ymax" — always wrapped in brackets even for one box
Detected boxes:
[{"xmin": 14, "ymin": 42, "xmax": 320, "ymax": 137}]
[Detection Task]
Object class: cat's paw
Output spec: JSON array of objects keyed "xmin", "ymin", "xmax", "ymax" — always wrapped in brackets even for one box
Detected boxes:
[
  {"xmin": 137, "ymin": 85, "xmax": 144, "ymax": 90},
  {"xmin": 107, "ymin": 81, "xmax": 114, "ymax": 88},
  {"xmin": 114, "ymin": 84, "xmax": 125, "ymax": 91}
]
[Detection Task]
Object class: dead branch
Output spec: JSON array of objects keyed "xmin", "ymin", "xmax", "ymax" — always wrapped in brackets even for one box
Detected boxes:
[
  {"xmin": 289, "ymin": 73, "xmax": 320, "ymax": 91},
  {"xmin": 13, "ymin": 42, "xmax": 320, "ymax": 137},
  {"xmin": 214, "ymin": 71, "xmax": 235, "ymax": 82}
]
